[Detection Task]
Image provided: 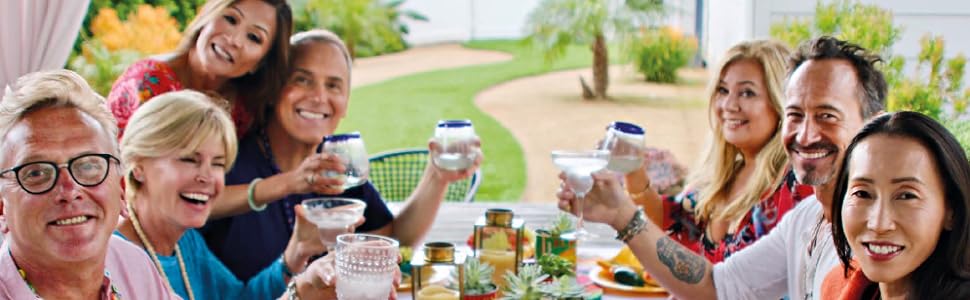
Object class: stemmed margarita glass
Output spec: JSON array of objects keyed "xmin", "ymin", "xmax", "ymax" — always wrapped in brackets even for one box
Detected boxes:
[
  {"xmin": 300, "ymin": 197, "xmax": 367, "ymax": 251},
  {"xmin": 551, "ymin": 149, "xmax": 610, "ymax": 239}
]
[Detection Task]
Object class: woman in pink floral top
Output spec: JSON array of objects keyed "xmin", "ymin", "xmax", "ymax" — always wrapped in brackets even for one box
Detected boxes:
[
  {"xmin": 108, "ymin": 0, "xmax": 293, "ymax": 138},
  {"xmin": 625, "ymin": 40, "xmax": 810, "ymax": 263}
]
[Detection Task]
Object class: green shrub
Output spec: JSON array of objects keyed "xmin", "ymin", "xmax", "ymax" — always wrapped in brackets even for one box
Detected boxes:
[
  {"xmin": 69, "ymin": 41, "xmax": 142, "ymax": 96},
  {"xmin": 293, "ymin": 0, "xmax": 427, "ymax": 58},
  {"xmin": 631, "ymin": 27, "xmax": 696, "ymax": 83},
  {"xmin": 944, "ymin": 118, "xmax": 970, "ymax": 158},
  {"xmin": 771, "ymin": 0, "xmax": 970, "ymax": 120}
]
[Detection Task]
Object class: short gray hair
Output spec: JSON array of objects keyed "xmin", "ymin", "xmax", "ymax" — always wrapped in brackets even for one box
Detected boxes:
[
  {"xmin": 290, "ymin": 29, "xmax": 353, "ymax": 81},
  {"xmin": 0, "ymin": 70, "xmax": 118, "ymax": 151}
]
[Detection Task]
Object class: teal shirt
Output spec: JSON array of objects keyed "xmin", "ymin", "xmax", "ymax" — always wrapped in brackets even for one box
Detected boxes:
[{"xmin": 114, "ymin": 229, "xmax": 286, "ymax": 300}]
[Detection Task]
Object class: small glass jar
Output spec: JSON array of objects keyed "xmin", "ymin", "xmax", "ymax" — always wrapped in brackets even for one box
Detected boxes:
[
  {"xmin": 472, "ymin": 208, "xmax": 524, "ymax": 289},
  {"xmin": 412, "ymin": 242, "xmax": 466, "ymax": 300}
]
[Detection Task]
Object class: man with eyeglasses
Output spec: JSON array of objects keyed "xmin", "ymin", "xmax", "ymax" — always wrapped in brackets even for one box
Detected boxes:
[{"xmin": 0, "ymin": 70, "xmax": 177, "ymax": 299}]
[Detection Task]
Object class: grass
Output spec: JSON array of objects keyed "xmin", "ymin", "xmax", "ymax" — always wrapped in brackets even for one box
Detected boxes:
[{"xmin": 339, "ymin": 40, "xmax": 615, "ymax": 201}]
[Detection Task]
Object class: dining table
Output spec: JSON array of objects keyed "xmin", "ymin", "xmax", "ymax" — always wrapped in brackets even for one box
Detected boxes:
[{"xmin": 388, "ymin": 202, "xmax": 669, "ymax": 300}]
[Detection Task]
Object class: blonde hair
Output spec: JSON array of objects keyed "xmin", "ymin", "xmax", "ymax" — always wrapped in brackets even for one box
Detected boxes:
[
  {"xmin": 690, "ymin": 39, "xmax": 791, "ymax": 225},
  {"xmin": 290, "ymin": 29, "xmax": 353, "ymax": 84},
  {"xmin": 175, "ymin": 0, "xmax": 293, "ymax": 126},
  {"xmin": 0, "ymin": 70, "xmax": 118, "ymax": 151},
  {"xmin": 120, "ymin": 90, "xmax": 237, "ymax": 201}
]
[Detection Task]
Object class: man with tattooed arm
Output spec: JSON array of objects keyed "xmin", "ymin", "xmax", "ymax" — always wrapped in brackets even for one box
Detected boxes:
[{"xmin": 556, "ymin": 36, "xmax": 887, "ymax": 300}]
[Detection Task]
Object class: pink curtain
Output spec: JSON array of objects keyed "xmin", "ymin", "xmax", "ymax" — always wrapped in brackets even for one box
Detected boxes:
[{"xmin": 0, "ymin": 0, "xmax": 90, "ymax": 91}]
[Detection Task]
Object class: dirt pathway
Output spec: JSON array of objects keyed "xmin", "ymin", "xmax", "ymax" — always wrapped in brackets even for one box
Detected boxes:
[
  {"xmin": 475, "ymin": 65, "xmax": 711, "ymax": 202},
  {"xmin": 352, "ymin": 44, "xmax": 512, "ymax": 88}
]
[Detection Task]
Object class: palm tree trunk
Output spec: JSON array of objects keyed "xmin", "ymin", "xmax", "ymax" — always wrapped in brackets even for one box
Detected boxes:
[{"xmin": 592, "ymin": 32, "xmax": 609, "ymax": 99}]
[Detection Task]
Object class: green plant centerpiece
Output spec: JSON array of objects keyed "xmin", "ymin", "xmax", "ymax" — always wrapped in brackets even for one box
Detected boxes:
[{"xmin": 454, "ymin": 257, "xmax": 498, "ymax": 300}]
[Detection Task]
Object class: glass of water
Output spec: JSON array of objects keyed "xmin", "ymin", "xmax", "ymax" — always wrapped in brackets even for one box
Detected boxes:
[
  {"xmin": 300, "ymin": 197, "xmax": 367, "ymax": 251},
  {"xmin": 431, "ymin": 119, "xmax": 480, "ymax": 171},
  {"xmin": 322, "ymin": 132, "xmax": 369, "ymax": 189},
  {"xmin": 551, "ymin": 150, "xmax": 610, "ymax": 239},
  {"xmin": 600, "ymin": 121, "xmax": 646, "ymax": 174},
  {"xmin": 335, "ymin": 233, "xmax": 400, "ymax": 300}
]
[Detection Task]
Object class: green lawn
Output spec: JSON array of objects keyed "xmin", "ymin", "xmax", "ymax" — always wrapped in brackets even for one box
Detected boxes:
[{"xmin": 339, "ymin": 40, "xmax": 612, "ymax": 201}]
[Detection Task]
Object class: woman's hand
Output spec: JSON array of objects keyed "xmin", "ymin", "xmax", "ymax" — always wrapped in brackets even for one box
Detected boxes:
[
  {"xmin": 292, "ymin": 253, "xmax": 337, "ymax": 300},
  {"xmin": 288, "ymin": 153, "xmax": 346, "ymax": 195},
  {"xmin": 556, "ymin": 170, "xmax": 639, "ymax": 230},
  {"xmin": 426, "ymin": 138, "xmax": 483, "ymax": 184},
  {"xmin": 292, "ymin": 248, "xmax": 401, "ymax": 300},
  {"xmin": 283, "ymin": 205, "xmax": 366, "ymax": 276}
]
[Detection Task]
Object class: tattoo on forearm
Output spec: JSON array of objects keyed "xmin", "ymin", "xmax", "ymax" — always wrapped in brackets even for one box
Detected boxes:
[{"xmin": 657, "ymin": 236, "xmax": 706, "ymax": 284}]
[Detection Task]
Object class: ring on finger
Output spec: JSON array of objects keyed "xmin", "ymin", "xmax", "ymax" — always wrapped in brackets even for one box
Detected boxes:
[{"xmin": 306, "ymin": 174, "xmax": 316, "ymax": 185}]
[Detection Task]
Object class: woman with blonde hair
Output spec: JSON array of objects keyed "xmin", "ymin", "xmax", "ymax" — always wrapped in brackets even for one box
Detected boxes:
[
  {"xmin": 114, "ymin": 90, "xmax": 342, "ymax": 299},
  {"xmin": 620, "ymin": 39, "xmax": 810, "ymax": 262},
  {"xmin": 108, "ymin": 0, "xmax": 293, "ymax": 137}
]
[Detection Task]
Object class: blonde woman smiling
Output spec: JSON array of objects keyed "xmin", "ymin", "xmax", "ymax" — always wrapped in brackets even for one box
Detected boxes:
[
  {"xmin": 114, "ymin": 90, "xmax": 341, "ymax": 299},
  {"xmin": 622, "ymin": 40, "xmax": 811, "ymax": 262}
]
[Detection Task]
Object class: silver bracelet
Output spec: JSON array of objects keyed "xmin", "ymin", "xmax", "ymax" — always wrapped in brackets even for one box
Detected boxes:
[
  {"xmin": 287, "ymin": 279, "xmax": 300, "ymax": 300},
  {"xmin": 615, "ymin": 207, "xmax": 647, "ymax": 243}
]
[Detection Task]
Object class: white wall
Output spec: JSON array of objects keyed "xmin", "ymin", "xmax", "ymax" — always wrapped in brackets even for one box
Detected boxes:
[
  {"xmin": 399, "ymin": 0, "xmax": 541, "ymax": 45},
  {"xmin": 399, "ymin": 0, "xmax": 699, "ymax": 46}
]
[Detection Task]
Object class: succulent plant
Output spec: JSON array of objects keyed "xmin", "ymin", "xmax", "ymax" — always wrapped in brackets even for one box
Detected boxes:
[
  {"xmin": 454, "ymin": 257, "xmax": 497, "ymax": 295},
  {"xmin": 500, "ymin": 264, "xmax": 548, "ymax": 300},
  {"xmin": 539, "ymin": 276, "xmax": 587, "ymax": 300},
  {"xmin": 537, "ymin": 254, "xmax": 575, "ymax": 278},
  {"xmin": 545, "ymin": 213, "xmax": 575, "ymax": 237}
]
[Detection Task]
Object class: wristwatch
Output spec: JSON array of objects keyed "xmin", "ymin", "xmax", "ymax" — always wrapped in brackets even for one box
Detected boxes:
[{"xmin": 287, "ymin": 279, "xmax": 300, "ymax": 300}]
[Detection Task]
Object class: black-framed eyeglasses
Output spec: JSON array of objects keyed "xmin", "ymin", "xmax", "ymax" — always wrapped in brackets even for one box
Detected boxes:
[{"xmin": 0, "ymin": 153, "xmax": 120, "ymax": 194}]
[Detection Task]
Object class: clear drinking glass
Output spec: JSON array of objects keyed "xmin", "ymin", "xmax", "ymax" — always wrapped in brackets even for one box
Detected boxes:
[
  {"xmin": 335, "ymin": 234, "xmax": 400, "ymax": 300},
  {"xmin": 431, "ymin": 119, "xmax": 480, "ymax": 171},
  {"xmin": 322, "ymin": 132, "xmax": 369, "ymax": 189},
  {"xmin": 551, "ymin": 150, "xmax": 610, "ymax": 239},
  {"xmin": 300, "ymin": 197, "xmax": 367, "ymax": 251},
  {"xmin": 600, "ymin": 121, "xmax": 646, "ymax": 174}
]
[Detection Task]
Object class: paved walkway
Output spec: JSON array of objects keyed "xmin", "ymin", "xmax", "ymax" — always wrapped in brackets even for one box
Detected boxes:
[
  {"xmin": 353, "ymin": 44, "xmax": 710, "ymax": 202},
  {"xmin": 475, "ymin": 65, "xmax": 710, "ymax": 202}
]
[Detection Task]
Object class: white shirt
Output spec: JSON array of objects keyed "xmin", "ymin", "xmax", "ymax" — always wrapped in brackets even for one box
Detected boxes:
[{"xmin": 712, "ymin": 196, "xmax": 840, "ymax": 300}]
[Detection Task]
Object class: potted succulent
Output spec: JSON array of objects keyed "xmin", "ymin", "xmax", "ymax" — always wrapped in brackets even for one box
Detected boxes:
[
  {"xmin": 455, "ymin": 257, "xmax": 499, "ymax": 300},
  {"xmin": 539, "ymin": 276, "xmax": 587, "ymax": 300},
  {"xmin": 500, "ymin": 264, "xmax": 548, "ymax": 300},
  {"xmin": 535, "ymin": 214, "xmax": 577, "ymax": 264}
]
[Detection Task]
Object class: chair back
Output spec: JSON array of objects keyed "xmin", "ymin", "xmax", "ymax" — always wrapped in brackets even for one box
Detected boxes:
[{"xmin": 368, "ymin": 148, "xmax": 480, "ymax": 202}]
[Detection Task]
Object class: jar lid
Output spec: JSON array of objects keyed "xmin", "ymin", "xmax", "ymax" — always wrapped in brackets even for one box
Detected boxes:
[
  {"xmin": 424, "ymin": 242, "xmax": 455, "ymax": 263},
  {"xmin": 485, "ymin": 208, "xmax": 513, "ymax": 226}
]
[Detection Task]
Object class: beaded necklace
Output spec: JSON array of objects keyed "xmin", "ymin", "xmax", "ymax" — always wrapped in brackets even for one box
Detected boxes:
[
  {"xmin": 126, "ymin": 201, "xmax": 195, "ymax": 300},
  {"xmin": 259, "ymin": 128, "xmax": 308, "ymax": 229},
  {"xmin": 10, "ymin": 249, "xmax": 120, "ymax": 299}
]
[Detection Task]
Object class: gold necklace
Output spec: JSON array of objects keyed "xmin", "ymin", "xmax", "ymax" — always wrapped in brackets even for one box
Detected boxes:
[{"xmin": 127, "ymin": 201, "xmax": 196, "ymax": 300}]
